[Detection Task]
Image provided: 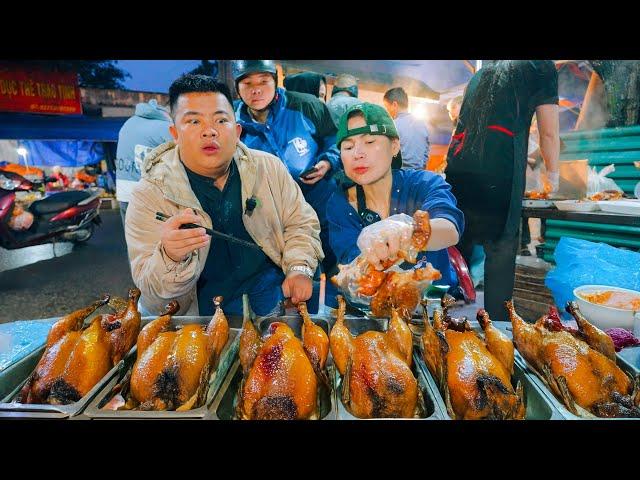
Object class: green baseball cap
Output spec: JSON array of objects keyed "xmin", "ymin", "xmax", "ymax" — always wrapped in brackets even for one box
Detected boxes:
[{"xmin": 336, "ymin": 102, "xmax": 402, "ymax": 169}]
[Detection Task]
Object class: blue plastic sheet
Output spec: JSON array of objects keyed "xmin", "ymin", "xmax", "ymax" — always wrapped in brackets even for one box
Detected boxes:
[
  {"xmin": 0, "ymin": 319, "xmax": 58, "ymax": 371},
  {"xmin": 545, "ymin": 237, "xmax": 640, "ymax": 319},
  {"xmin": 19, "ymin": 140, "xmax": 105, "ymax": 167}
]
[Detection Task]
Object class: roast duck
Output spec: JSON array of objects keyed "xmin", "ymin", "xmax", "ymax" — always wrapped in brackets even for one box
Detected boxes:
[
  {"xmin": 330, "ymin": 295, "xmax": 421, "ymax": 418},
  {"xmin": 507, "ymin": 300, "xmax": 640, "ymax": 418},
  {"xmin": 421, "ymin": 296, "xmax": 526, "ymax": 420},
  {"xmin": 18, "ymin": 288, "xmax": 142, "ymax": 405},
  {"xmin": 111, "ymin": 297, "xmax": 229, "ymax": 411},
  {"xmin": 333, "ymin": 210, "xmax": 442, "ymax": 318},
  {"xmin": 237, "ymin": 298, "xmax": 329, "ymax": 420}
]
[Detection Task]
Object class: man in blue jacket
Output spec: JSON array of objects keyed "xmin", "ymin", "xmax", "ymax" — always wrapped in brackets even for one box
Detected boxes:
[{"xmin": 232, "ymin": 60, "xmax": 341, "ymax": 283}]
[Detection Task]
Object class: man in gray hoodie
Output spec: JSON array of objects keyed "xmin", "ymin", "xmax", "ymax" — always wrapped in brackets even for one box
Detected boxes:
[{"xmin": 116, "ymin": 99, "xmax": 173, "ymax": 224}]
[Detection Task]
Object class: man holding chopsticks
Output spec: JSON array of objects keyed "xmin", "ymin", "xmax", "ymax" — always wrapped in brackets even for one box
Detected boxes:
[{"xmin": 124, "ymin": 74, "xmax": 323, "ymax": 316}]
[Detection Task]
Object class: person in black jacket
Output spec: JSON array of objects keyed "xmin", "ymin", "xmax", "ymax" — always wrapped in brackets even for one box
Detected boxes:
[
  {"xmin": 284, "ymin": 71, "xmax": 327, "ymax": 102},
  {"xmin": 445, "ymin": 60, "xmax": 560, "ymax": 321}
]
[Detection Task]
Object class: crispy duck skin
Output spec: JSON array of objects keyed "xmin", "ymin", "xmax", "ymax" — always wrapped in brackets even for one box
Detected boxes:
[
  {"xmin": 129, "ymin": 298, "xmax": 228, "ymax": 411},
  {"xmin": 237, "ymin": 296, "xmax": 329, "ymax": 420},
  {"xmin": 18, "ymin": 289, "xmax": 142, "ymax": 405},
  {"xmin": 506, "ymin": 300, "xmax": 640, "ymax": 418},
  {"xmin": 330, "ymin": 296, "xmax": 418, "ymax": 418},
  {"xmin": 421, "ymin": 299, "xmax": 525, "ymax": 420}
]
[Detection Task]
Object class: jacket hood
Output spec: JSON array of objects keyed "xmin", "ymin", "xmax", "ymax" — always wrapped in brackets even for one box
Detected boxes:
[
  {"xmin": 135, "ymin": 99, "xmax": 172, "ymax": 121},
  {"xmin": 284, "ymin": 72, "xmax": 326, "ymax": 98}
]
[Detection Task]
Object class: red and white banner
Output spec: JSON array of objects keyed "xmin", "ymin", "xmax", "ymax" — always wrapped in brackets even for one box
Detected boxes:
[{"xmin": 0, "ymin": 66, "xmax": 82, "ymax": 115}]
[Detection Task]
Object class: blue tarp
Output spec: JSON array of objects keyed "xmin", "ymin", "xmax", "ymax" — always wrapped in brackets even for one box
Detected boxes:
[
  {"xmin": 0, "ymin": 113, "xmax": 127, "ymax": 141},
  {"xmin": 18, "ymin": 140, "xmax": 105, "ymax": 167}
]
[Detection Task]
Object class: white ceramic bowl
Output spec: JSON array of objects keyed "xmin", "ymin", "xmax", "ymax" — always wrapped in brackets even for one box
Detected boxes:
[{"xmin": 573, "ymin": 285, "xmax": 640, "ymax": 331}]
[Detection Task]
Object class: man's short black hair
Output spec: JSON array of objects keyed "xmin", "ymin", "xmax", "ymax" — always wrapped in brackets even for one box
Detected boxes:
[
  {"xmin": 168, "ymin": 74, "xmax": 234, "ymax": 117},
  {"xmin": 383, "ymin": 87, "xmax": 409, "ymax": 109}
]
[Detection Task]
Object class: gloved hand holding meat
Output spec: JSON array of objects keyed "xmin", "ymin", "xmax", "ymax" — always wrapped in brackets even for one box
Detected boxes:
[{"xmin": 332, "ymin": 210, "xmax": 442, "ymax": 318}]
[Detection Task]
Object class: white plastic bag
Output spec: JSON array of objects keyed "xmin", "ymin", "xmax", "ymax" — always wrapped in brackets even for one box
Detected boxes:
[
  {"xmin": 587, "ymin": 164, "xmax": 623, "ymax": 196},
  {"xmin": 332, "ymin": 256, "xmax": 440, "ymax": 314},
  {"xmin": 333, "ymin": 212, "xmax": 439, "ymax": 313}
]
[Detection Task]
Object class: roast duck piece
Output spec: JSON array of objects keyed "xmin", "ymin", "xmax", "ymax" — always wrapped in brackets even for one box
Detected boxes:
[
  {"xmin": 333, "ymin": 210, "xmax": 442, "ymax": 318},
  {"xmin": 507, "ymin": 300, "xmax": 640, "ymax": 418},
  {"xmin": 237, "ymin": 297, "xmax": 329, "ymax": 420},
  {"xmin": 588, "ymin": 190, "xmax": 624, "ymax": 201},
  {"xmin": 330, "ymin": 295, "xmax": 420, "ymax": 418},
  {"xmin": 17, "ymin": 288, "xmax": 142, "ymax": 405},
  {"xmin": 119, "ymin": 297, "xmax": 229, "ymax": 411},
  {"xmin": 421, "ymin": 296, "xmax": 525, "ymax": 420}
]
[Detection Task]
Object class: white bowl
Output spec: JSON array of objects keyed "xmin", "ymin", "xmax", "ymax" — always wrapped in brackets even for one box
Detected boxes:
[
  {"xmin": 573, "ymin": 285, "xmax": 640, "ymax": 331},
  {"xmin": 554, "ymin": 200, "xmax": 599, "ymax": 212}
]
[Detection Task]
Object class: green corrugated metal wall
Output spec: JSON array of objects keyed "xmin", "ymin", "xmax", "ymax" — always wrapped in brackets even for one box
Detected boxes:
[{"xmin": 540, "ymin": 126, "xmax": 640, "ymax": 263}]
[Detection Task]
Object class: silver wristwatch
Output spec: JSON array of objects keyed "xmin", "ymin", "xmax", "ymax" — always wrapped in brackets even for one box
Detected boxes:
[{"xmin": 288, "ymin": 264, "xmax": 314, "ymax": 279}]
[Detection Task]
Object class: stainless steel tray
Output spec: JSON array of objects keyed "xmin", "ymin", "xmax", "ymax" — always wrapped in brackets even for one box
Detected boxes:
[
  {"xmin": 495, "ymin": 321, "xmax": 640, "ymax": 420},
  {"xmin": 515, "ymin": 355, "xmax": 639, "ymax": 420},
  {"xmin": 0, "ymin": 312, "xmax": 144, "ymax": 418},
  {"xmin": 331, "ymin": 316, "xmax": 446, "ymax": 420},
  {"xmin": 0, "ymin": 344, "xmax": 134, "ymax": 418},
  {"xmin": 209, "ymin": 315, "xmax": 336, "ymax": 420},
  {"xmin": 83, "ymin": 316, "xmax": 240, "ymax": 419},
  {"xmin": 413, "ymin": 319, "xmax": 563, "ymax": 420}
]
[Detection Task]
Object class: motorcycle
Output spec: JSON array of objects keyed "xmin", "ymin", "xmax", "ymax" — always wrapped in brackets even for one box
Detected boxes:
[{"xmin": 0, "ymin": 170, "xmax": 102, "ymax": 250}]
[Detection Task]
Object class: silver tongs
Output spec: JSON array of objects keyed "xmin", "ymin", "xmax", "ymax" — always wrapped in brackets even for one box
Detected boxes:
[{"xmin": 155, "ymin": 211, "xmax": 263, "ymax": 251}]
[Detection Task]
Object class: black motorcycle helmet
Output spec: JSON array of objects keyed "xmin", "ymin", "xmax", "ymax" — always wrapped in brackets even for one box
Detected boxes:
[
  {"xmin": 232, "ymin": 60, "xmax": 279, "ymax": 110},
  {"xmin": 233, "ymin": 60, "xmax": 277, "ymax": 89}
]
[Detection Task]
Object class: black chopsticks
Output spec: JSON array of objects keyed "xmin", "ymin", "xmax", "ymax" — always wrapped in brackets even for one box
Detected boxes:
[{"xmin": 155, "ymin": 211, "xmax": 263, "ymax": 251}]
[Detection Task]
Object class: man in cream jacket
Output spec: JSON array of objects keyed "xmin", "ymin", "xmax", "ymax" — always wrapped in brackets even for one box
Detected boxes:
[{"xmin": 125, "ymin": 74, "xmax": 323, "ymax": 316}]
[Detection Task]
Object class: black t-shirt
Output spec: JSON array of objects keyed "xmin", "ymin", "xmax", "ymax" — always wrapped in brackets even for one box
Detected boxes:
[
  {"xmin": 184, "ymin": 160, "xmax": 272, "ymax": 315},
  {"xmin": 446, "ymin": 61, "xmax": 558, "ymax": 239},
  {"xmin": 448, "ymin": 60, "xmax": 558, "ymax": 175}
]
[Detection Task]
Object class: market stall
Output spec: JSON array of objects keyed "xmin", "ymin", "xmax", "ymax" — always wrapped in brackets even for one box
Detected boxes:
[{"xmin": 2, "ymin": 59, "xmax": 639, "ymax": 423}]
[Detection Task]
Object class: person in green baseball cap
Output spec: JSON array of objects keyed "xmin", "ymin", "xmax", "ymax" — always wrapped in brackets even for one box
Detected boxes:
[{"xmin": 325, "ymin": 102, "xmax": 466, "ymax": 308}]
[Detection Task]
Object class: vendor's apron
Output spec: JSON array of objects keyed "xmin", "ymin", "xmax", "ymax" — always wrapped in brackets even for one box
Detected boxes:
[{"xmin": 447, "ymin": 124, "xmax": 525, "ymax": 241}]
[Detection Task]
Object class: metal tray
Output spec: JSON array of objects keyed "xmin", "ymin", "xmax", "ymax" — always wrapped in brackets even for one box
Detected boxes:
[
  {"xmin": 414, "ymin": 320, "xmax": 563, "ymax": 420},
  {"xmin": 0, "ymin": 344, "xmax": 134, "ymax": 418},
  {"xmin": 0, "ymin": 312, "xmax": 146, "ymax": 418},
  {"xmin": 331, "ymin": 316, "xmax": 445, "ymax": 420},
  {"xmin": 618, "ymin": 346, "xmax": 640, "ymax": 375},
  {"xmin": 515, "ymin": 355, "xmax": 639, "ymax": 420},
  {"xmin": 209, "ymin": 315, "xmax": 336, "ymax": 420},
  {"xmin": 494, "ymin": 321, "xmax": 640, "ymax": 420},
  {"xmin": 83, "ymin": 316, "xmax": 240, "ymax": 419}
]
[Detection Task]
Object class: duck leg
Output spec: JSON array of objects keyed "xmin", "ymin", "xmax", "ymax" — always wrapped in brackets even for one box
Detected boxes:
[
  {"xmin": 566, "ymin": 302, "xmax": 616, "ymax": 361},
  {"xmin": 299, "ymin": 301, "xmax": 330, "ymax": 388},
  {"xmin": 478, "ymin": 308, "xmax": 515, "ymax": 375},
  {"xmin": 239, "ymin": 295, "xmax": 262, "ymax": 376}
]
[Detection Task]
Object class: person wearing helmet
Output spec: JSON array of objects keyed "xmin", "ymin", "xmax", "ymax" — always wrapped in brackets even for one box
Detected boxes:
[
  {"xmin": 326, "ymin": 103, "xmax": 464, "ymax": 308},
  {"xmin": 232, "ymin": 60, "xmax": 341, "ymax": 284},
  {"xmin": 326, "ymin": 73, "xmax": 361, "ymax": 127}
]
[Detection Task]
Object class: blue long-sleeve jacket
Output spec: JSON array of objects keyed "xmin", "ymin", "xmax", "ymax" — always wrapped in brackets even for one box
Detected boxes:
[
  {"xmin": 326, "ymin": 169, "xmax": 465, "ymax": 288},
  {"xmin": 235, "ymin": 87, "xmax": 341, "ymax": 178}
]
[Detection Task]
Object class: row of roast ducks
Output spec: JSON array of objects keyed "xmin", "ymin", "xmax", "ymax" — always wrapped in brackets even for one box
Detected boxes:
[{"xmin": 16, "ymin": 287, "xmax": 640, "ymax": 419}]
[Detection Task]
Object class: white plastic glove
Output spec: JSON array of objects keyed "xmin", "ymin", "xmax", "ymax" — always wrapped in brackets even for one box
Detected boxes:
[
  {"xmin": 546, "ymin": 170, "xmax": 560, "ymax": 193},
  {"xmin": 356, "ymin": 213, "xmax": 414, "ymax": 270}
]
